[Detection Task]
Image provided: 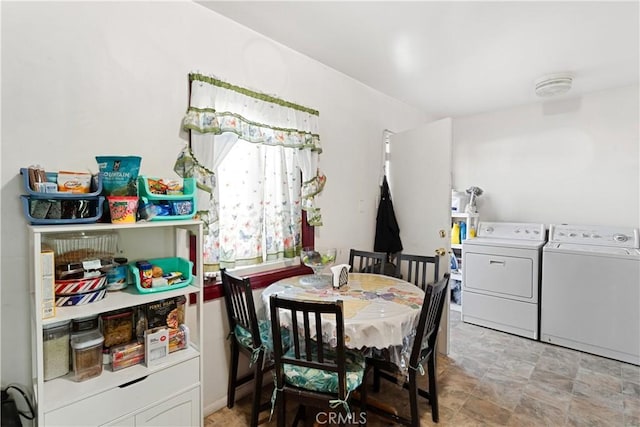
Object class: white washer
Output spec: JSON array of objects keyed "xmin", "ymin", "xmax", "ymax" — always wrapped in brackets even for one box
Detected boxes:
[
  {"xmin": 462, "ymin": 222, "xmax": 546, "ymax": 339},
  {"xmin": 541, "ymin": 224, "xmax": 640, "ymax": 365}
]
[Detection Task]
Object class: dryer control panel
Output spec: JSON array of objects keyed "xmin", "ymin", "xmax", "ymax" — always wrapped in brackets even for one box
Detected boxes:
[
  {"xmin": 477, "ymin": 222, "xmax": 546, "ymax": 241},
  {"xmin": 548, "ymin": 224, "xmax": 640, "ymax": 248}
]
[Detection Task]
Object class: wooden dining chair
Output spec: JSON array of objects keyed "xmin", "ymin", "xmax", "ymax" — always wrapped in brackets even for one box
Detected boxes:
[
  {"xmin": 366, "ymin": 273, "xmax": 450, "ymax": 425},
  {"xmin": 221, "ymin": 269, "xmax": 274, "ymax": 427},
  {"xmin": 395, "ymin": 253, "xmax": 440, "ymax": 290},
  {"xmin": 348, "ymin": 249, "xmax": 397, "ymax": 276},
  {"xmin": 269, "ymin": 295, "xmax": 369, "ymax": 427}
]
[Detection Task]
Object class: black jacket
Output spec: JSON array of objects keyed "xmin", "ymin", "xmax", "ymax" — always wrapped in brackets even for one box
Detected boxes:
[{"xmin": 374, "ymin": 176, "xmax": 403, "ymax": 254}]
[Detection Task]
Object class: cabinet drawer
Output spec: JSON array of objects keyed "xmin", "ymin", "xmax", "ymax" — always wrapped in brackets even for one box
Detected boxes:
[{"xmin": 44, "ymin": 358, "xmax": 200, "ymax": 426}]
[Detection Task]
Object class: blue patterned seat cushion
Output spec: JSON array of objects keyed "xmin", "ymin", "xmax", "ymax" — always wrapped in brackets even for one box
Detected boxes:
[
  {"xmin": 234, "ymin": 320, "xmax": 290, "ymax": 354},
  {"xmin": 282, "ymin": 344, "xmax": 365, "ymax": 394}
]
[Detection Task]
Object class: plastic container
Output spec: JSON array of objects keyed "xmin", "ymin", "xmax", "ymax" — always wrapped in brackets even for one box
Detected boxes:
[
  {"xmin": 55, "ymin": 287, "xmax": 107, "ymax": 307},
  {"xmin": 138, "ymin": 176, "xmax": 197, "ymax": 221},
  {"xmin": 21, "ymin": 195, "xmax": 105, "ymax": 225},
  {"xmin": 451, "ymin": 222, "xmax": 461, "ymax": 245},
  {"xmin": 138, "ymin": 176, "xmax": 196, "ymax": 200},
  {"xmin": 43, "ymin": 320, "xmax": 71, "ymax": 381},
  {"xmin": 71, "ymin": 315, "xmax": 99, "ymax": 333},
  {"xmin": 55, "ymin": 274, "xmax": 107, "ymax": 295},
  {"xmin": 101, "ymin": 309, "xmax": 134, "ymax": 348},
  {"xmin": 20, "ymin": 168, "xmax": 103, "ymax": 199},
  {"xmin": 43, "ymin": 231, "xmax": 118, "ymax": 265},
  {"xmin": 70, "ymin": 329, "xmax": 104, "ymax": 382},
  {"xmin": 460, "ymin": 221, "xmax": 467, "ymax": 242},
  {"xmin": 451, "ymin": 190, "xmax": 469, "ymax": 213},
  {"xmin": 129, "ymin": 257, "xmax": 193, "ymax": 294},
  {"xmin": 107, "ymin": 196, "xmax": 138, "ymax": 223}
]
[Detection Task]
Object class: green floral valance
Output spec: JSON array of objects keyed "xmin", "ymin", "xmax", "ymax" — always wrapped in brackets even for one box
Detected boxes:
[{"xmin": 182, "ymin": 74, "xmax": 322, "ymax": 153}]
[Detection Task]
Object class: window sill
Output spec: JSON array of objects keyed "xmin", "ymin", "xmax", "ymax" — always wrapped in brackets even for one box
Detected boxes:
[{"xmin": 197, "ymin": 264, "xmax": 313, "ymax": 302}]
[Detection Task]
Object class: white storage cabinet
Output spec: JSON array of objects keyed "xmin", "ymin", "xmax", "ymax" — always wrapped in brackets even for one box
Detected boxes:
[
  {"xmin": 29, "ymin": 220, "xmax": 204, "ymax": 427},
  {"xmin": 450, "ymin": 212, "xmax": 479, "ymax": 311}
]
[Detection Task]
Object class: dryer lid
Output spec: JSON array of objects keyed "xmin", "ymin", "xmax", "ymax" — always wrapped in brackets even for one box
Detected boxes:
[{"xmin": 464, "ymin": 237, "xmax": 546, "ymax": 249}]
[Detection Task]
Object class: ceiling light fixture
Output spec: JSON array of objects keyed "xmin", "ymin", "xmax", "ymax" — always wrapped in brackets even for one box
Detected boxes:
[{"xmin": 534, "ymin": 73, "xmax": 573, "ymax": 97}]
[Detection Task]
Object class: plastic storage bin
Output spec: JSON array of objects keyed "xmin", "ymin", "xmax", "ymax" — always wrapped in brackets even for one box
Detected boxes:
[
  {"xmin": 70, "ymin": 329, "xmax": 104, "ymax": 382},
  {"xmin": 137, "ymin": 176, "xmax": 197, "ymax": 221},
  {"xmin": 21, "ymin": 195, "xmax": 105, "ymax": 225},
  {"xmin": 129, "ymin": 257, "xmax": 193, "ymax": 294},
  {"xmin": 20, "ymin": 167, "xmax": 105, "ymax": 225},
  {"xmin": 43, "ymin": 320, "xmax": 71, "ymax": 381},
  {"xmin": 20, "ymin": 168, "xmax": 103, "ymax": 199}
]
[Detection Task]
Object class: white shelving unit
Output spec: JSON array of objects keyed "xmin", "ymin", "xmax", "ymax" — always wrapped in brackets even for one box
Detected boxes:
[
  {"xmin": 450, "ymin": 212, "xmax": 479, "ymax": 312},
  {"xmin": 29, "ymin": 220, "xmax": 204, "ymax": 426}
]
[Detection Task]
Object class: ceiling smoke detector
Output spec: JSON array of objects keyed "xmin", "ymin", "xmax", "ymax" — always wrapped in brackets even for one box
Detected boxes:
[{"xmin": 534, "ymin": 73, "xmax": 573, "ymax": 97}]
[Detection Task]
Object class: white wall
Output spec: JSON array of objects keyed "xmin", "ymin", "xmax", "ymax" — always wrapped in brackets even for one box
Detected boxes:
[
  {"xmin": 0, "ymin": 1, "xmax": 429, "ymax": 416},
  {"xmin": 452, "ymin": 85, "xmax": 640, "ymax": 228}
]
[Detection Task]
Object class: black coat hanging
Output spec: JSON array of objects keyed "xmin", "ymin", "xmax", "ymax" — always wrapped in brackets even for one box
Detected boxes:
[{"xmin": 374, "ymin": 176, "xmax": 403, "ymax": 255}]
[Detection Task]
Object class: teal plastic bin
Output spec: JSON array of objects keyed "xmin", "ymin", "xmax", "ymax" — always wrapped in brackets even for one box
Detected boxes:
[{"xmin": 129, "ymin": 257, "xmax": 193, "ymax": 294}]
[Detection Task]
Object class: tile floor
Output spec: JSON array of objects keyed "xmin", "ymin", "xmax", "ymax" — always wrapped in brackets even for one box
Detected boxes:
[{"xmin": 205, "ymin": 309, "xmax": 640, "ymax": 426}]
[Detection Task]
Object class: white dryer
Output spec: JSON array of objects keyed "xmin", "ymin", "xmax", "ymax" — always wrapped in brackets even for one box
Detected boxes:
[
  {"xmin": 541, "ymin": 224, "xmax": 640, "ymax": 365},
  {"xmin": 462, "ymin": 222, "xmax": 546, "ymax": 339}
]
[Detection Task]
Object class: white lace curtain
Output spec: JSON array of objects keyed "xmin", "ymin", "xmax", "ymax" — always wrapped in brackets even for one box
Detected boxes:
[{"xmin": 174, "ymin": 73, "xmax": 324, "ymax": 270}]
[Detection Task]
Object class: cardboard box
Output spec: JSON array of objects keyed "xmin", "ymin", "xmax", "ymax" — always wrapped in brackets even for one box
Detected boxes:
[
  {"xmin": 145, "ymin": 327, "xmax": 169, "ymax": 366},
  {"xmin": 41, "ymin": 248, "xmax": 55, "ymax": 319},
  {"xmin": 145, "ymin": 298, "xmax": 177, "ymax": 329},
  {"xmin": 111, "ymin": 341, "xmax": 145, "ymax": 371}
]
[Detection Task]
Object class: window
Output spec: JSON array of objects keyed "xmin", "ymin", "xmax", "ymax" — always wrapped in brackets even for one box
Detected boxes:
[
  {"xmin": 216, "ymin": 139, "xmax": 301, "ymax": 269},
  {"xmin": 175, "ymin": 73, "xmax": 325, "ymax": 274}
]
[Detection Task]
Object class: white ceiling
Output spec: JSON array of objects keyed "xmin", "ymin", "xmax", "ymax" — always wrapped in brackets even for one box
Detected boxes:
[{"xmin": 197, "ymin": 1, "xmax": 639, "ymax": 118}]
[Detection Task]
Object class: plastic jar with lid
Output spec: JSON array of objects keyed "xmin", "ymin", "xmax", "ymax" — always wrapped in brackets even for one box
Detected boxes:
[
  {"xmin": 70, "ymin": 329, "xmax": 104, "ymax": 382},
  {"xmin": 43, "ymin": 320, "xmax": 70, "ymax": 381},
  {"xmin": 101, "ymin": 309, "xmax": 133, "ymax": 348},
  {"xmin": 71, "ymin": 315, "xmax": 99, "ymax": 333}
]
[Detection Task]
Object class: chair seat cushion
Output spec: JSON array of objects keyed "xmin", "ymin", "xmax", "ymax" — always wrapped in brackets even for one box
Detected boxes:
[
  {"xmin": 283, "ymin": 345, "xmax": 365, "ymax": 394},
  {"xmin": 235, "ymin": 321, "xmax": 290, "ymax": 353}
]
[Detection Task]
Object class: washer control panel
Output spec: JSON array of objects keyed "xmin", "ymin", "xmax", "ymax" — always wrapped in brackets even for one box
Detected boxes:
[
  {"xmin": 477, "ymin": 222, "xmax": 546, "ymax": 241},
  {"xmin": 549, "ymin": 224, "xmax": 640, "ymax": 248}
]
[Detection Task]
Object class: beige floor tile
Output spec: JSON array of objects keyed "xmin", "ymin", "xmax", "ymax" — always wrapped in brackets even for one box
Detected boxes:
[
  {"xmin": 459, "ymin": 395, "xmax": 512, "ymax": 425},
  {"xmin": 511, "ymin": 394, "xmax": 568, "ymax": 426}
]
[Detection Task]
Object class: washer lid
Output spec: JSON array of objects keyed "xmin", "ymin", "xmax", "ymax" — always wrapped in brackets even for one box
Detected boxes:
[{"xmin": 545, "ymin": 242, "xmax": 640, "ymax": 258}]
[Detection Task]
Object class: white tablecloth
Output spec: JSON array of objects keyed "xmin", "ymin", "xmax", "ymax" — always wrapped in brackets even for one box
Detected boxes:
[{"xmin": 262, "ymin": 273, "xmax": 424, "ymax": 353}]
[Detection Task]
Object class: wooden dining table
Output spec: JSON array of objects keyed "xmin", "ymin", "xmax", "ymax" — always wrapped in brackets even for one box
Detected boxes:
[{"xmin": 261, "ymin": 272, "xmax": 425, "ymax": 374}]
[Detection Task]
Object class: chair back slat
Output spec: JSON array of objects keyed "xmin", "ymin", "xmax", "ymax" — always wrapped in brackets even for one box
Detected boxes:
[
  {"xmin": 397, "ymin": 253, "xmax": 439, "ymax": 290},
  {"xmin": 410, "ymin": 273, "xmax": 450, "ymax": 366},
  {"xmin": 348, "ymin": 249, "xmax": 396, "ymax": 276},
  {"xmin": 221, "ymin": 269, "xmax": 261, "ymax": 348}
]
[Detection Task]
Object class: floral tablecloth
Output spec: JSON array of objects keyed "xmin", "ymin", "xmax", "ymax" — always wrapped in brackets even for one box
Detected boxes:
[{"xmin": 262, "ymin": 273, "xmax": 425, "ymax": 370}]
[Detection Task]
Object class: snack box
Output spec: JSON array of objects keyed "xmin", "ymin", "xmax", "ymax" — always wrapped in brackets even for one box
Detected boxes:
[
  {"xmin": 145, "ymin": 327, "xmax": 169, "ymax": 367},
  {"xmin": 111, "ymin": 341, "xmax": 145, "ymax": 372},
  {"xmin": 145, "ymin": 298, "xmax": 178, "ymax": 330}
]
